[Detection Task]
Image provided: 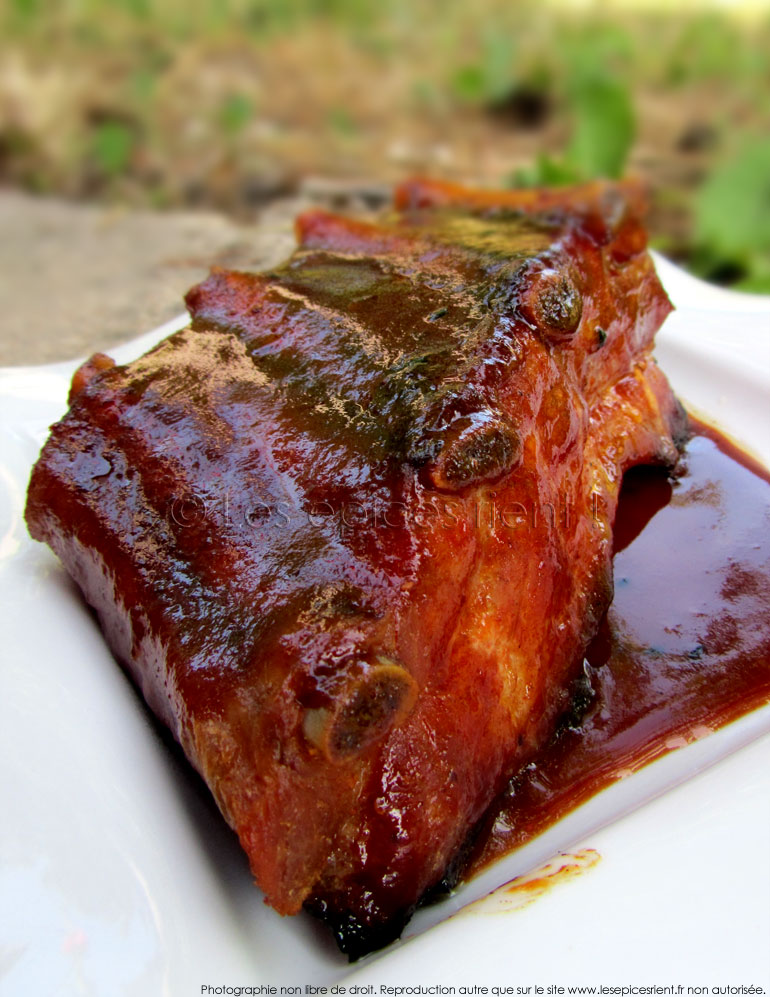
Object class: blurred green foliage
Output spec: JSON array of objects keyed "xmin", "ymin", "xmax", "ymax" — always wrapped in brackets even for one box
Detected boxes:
[
  {"xmin": 451, "ymin": 33, "xmax": 518, "ymax": 106},
  {"xmin": 91, "ymin": 120, "xmax": 134, "ymax": 177},
  {"xmin": 220, "ymin": 94, "xmax": 254, "ymax": 137},
  {"xmin": 692, "ymin": 139, "xmax": 770, "ymax": 293},
  {"xmin": 10, "ymin": 0, "xmax": 38, "ymax": 16},
  {"xmin": 512, "ymin": 72, "xmax": 635, "ymax": 186},
  {"xmin": 567, "ymin": 74, "xmax": 635, "ymax": 180},
  {"xmin": 1, "ymin": 0, "xmax": 768, "ymax": 289}
]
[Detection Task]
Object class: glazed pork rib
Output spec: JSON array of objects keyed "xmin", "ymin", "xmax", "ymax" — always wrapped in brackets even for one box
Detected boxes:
[{"xmin": 26, "ymin": 178, "xmax": 686, "ymax": 958}]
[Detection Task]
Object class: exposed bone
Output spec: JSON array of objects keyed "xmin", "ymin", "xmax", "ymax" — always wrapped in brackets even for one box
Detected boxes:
[
  {"xmin": 519, "ymin": 266, "xmax": 582, "ymax": 342},
  {"xmin": 427, "ymin": 412, "xmax": 522, "ymax": 491},
  {"xmin": 304, "ymin": 657, "xmax": 418, "ymax": 761}
]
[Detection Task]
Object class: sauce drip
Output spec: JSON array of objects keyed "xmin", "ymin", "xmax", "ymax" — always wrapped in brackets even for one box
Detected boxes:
[{"xmin": 465, "ymin": 421, "xmax": 770, "ymax": 876}]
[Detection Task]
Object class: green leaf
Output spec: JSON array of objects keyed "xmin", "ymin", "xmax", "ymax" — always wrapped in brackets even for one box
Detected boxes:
[
  {"xmin": 695, "ymin": 138, "xmax": 770, "ymax": 259},
  {"xmin": 451, "ymin": 34, "xmax": 517, "ymax": 106},
  {"xmin": 509, "ymin": 154, "xmax": 580, "ymax": 189},
  {"xmin": 566, "ymin": 73, "xmax": 635, "ymax": 180},
  {"xmin": 532, "ymin": 154, "xmax": 581, "ymax": 187},
  {"xmin": 220, "ymin": 94, "xmax": 253, "ymax": 137},
  {"xmin": 11, "ymin": 0, "xmax": 38, "ymax": 17},
  {"xmin": 92, "ymin": 121, "xmax": 133, "ymax": 177},
  {"xmin": 734, "ymin": 268, "xmax": 770, "ymax": 294},
  {"xmin": 451, "ymin": 64, "xmax": 486, "ymax": 103},
  {"xmin": 480, "ymin": 32, "xmax": 517, "ymax": 105}
]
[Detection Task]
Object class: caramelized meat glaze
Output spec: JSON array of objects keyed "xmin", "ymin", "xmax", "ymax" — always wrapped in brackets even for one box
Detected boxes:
[{"xmin": 26, "ymin": 178, "xmax": 687, "ymax": 957}]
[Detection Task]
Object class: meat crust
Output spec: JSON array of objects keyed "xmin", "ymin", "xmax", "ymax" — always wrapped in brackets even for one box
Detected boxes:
[{"xmin": 25, "ymin": 178, "xmax": 686, "ymax": 958}]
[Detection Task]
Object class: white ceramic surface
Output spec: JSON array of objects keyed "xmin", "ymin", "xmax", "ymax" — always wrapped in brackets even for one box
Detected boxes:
[{"xmin": 1, "ymin": 258, "xmax": 769, "ymax": 995}]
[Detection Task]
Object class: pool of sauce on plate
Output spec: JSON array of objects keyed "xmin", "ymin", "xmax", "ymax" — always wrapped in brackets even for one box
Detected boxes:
[{"xmin": 464, "ymin": 419, "xmax": 770, "ymax": 878}]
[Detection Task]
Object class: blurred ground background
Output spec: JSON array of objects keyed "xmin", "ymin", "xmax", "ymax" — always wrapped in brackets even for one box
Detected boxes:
[{"xmin": 1, "ymin": 0, "xmax": 769, "ymax": 364}]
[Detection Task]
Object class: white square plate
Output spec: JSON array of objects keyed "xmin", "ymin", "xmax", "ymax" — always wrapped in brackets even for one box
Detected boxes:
[{"xmin": 1, "ymin": 255, "xmax": 769, "ymax": 994}]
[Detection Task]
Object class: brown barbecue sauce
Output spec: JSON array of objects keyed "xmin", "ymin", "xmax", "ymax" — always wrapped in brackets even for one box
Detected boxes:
[{"xmin": 464, "ymin": 419, "xmax": 770, "ymax": 877}]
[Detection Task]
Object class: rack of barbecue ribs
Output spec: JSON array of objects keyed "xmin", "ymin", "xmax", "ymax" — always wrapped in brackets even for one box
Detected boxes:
[{"xmin": 25, "ymin": 177, "xmax": 687, "ymax": 959}]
